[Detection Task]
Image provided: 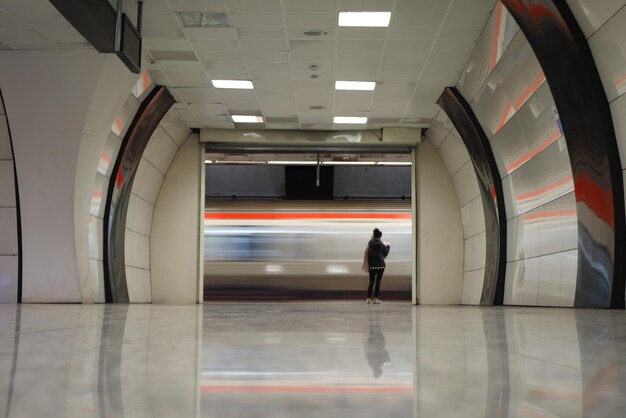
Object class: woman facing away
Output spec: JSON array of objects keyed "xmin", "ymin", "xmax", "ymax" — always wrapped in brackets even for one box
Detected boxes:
[{"xmin": 366, "ymin": 228, "xmax": 390, "ymax": 304}]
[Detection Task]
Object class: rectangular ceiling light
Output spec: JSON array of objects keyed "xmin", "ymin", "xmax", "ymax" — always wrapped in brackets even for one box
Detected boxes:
[
  {"xmin": 338, "ymin": 12, "xmax": 391, "ymax": 27},
  {"xmin": 212, "ymin": 79, "xmax": 254, "ymax": 89},
  {"xmin": 335, "ymin": 81, "xmax": 376, "ymax": 91},
  {"xmin": 378, "ymin": 162, "xmax": 411, "ymax": 166},
  {"xmin": 268, "ymin": 161, "xmax": 318, "ymax": 165},
  {"xmin": 231, "ymin": 115, "xmax": 264, "ymax": 123},
  {"xmin": 333, "ymin": 116, "xmax": 367, "ymax": 124},
  {"xmin": 323, "ymin": 161, "xmax": 373, "ymax": 165}
]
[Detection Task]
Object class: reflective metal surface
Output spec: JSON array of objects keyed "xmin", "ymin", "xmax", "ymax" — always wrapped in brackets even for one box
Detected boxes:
[
  {"xmin": 504, "ymin": 249, "xmax": 578, "ymax": 306},
  {"xmin": 470, "ymin": 33, "xmax": 545, "ymax": 138},
  {"xmin": 438, "ymin": 87, "xmax": 506, "ymax": 305},
  {"xmin": 507, "ymin": 192, "xmax": 578, "ymax": 261},
  {"xmin": 3, "ymin": 303, "xmax": 626, "ymax": 417},
  {"xmin": 457, "ymin": 1, "xmax": 520, "ymax": 101},
  {"xmin": 501, "ymin": 0, "xmax": 626, "ymax": 308},
  {"xmin": 501, "ymin": 139, "xmax": 574, "ymax": 219}
]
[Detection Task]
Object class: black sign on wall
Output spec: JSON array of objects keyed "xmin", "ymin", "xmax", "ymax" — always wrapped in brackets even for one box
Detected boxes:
[{"xmin": 285, "ymin": 166, "xmax": 334, "ymax": 200}]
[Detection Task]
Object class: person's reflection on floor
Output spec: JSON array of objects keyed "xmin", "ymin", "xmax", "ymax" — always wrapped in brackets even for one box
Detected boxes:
[{"xmin": 363, "ymin": 310, "xmax": 390, "ymax": 378}]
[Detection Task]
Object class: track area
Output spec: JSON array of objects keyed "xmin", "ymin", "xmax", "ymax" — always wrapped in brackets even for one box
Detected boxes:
[{"xmin": 204, "ymin": 200, "xmax": 412, "ymax": 300}]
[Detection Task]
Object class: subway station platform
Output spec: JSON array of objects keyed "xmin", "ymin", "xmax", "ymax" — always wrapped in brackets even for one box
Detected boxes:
[{"xmin": 1, "ymin": 302, "xmax": 625, "ymax": 417}]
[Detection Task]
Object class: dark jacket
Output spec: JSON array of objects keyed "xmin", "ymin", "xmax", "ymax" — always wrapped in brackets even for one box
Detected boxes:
[{"xmin": 367, "ymin": 238, "xmax": 390, "ymax": 268}]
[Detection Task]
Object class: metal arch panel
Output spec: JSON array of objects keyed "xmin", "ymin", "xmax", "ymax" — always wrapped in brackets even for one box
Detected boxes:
[
  {"xmin": 437, "ymin": 87, "xmax": 507, "ymax": 305},
  {"xmin": 500, "ymin": 0, "xmax": 626, "ymax": 308},
  {"xmin": 103, "ymin": 86, "xmax": 175, "ymax": 303}
]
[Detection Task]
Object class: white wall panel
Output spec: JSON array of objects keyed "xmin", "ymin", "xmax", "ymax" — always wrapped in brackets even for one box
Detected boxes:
[
  {"xmin": 416, "ymin": 141, "xmax": 463, "ymax": 305},
  {"xmin": 125, "ymin": 229, "xmax": 150, "ymax": 270},
  {"xmin": 565, "ymin": 0, "xmax": 626, "ymax": 38},
  {"xmin": 0, "ymin": 255, "xmax": 18, "ymax": 303},
  {"xmin": 126, "ymin": 266, "xmax": 152, "ymax": 303},
  {"xmin": 111, "ymin": 96, "xmax": 140, "ymax": 138},
  {"xmin": 89, "ymin": 173, "xmax": 107, "ymax": 218},
  {"xmin": 452, "ymin": 161, "xmax": 481, "ymax": 207},
  {"xmin": 560, "ymin": 250, "xmax": 577, "ymax": 307},
  {"xmin": 160, "ymin": 109, "xmax": 190, "ymax": 145},
  {"xmin": 127, "ymin": 194, "xmax": 154, "ymax": 237},
  {"xmin": 0, "ymin": 161, "xmax": 15, "ymax": 207},
  {"xmin": 426, "ymin": 110, "xmax": 453, "ymax": 149},
  {"xmin": 98, "ymin": 131, "xmax": 122, "ymax": 177},
  {"xmin": 87, "ymin": 215, "xmax": 103, "ymax": 261},
  {"xmin": 88, "ymin": 259, "xmax": 105, "ymax": 303},
  {"xmin": 133, "ymin": 158, "xmax": 165, "ymax": 205},
  {"xmin": 609, "ymin": 91, "xmax": 626, "ymax": 169},
  {"xmin": 462, "ymin": 269, "xmax": 485, "ymax": 305},
  {"xmin": 151, "ymin": 134, "xmax": 201, "ymax": 304},
  {"xmin": 537, "ymin": 252, "xmax": 563, "ymax": 307},
  {"xmin": 464, "ymin": 231, "xmax": 486, "ymax": 272},
  {"xmin": 438, "ymin": 130, "xmax": 470, "ymax": 176},
  {"xmin": 588, "ymin": 6, "xmax": 626, "ymax": 102},
  {"xmin": 460, "ymin": 195, "xmax": 486, "ymax": 239},
  {"xmin": 0, "ymin": 118, "xmax": 12, "ymax": 159},
  {"xmin": 0, "ymin": 207, "xmax": 17, "ymax": 254},
  {"xmin": 143, "ymin": 126, "xmax": 179, "ymax": 174}
]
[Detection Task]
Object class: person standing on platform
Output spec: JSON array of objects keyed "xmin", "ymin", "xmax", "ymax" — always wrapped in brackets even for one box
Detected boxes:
[{"xmin": 366, "ymin": 228, "xmax": 390, "ymax": 304}]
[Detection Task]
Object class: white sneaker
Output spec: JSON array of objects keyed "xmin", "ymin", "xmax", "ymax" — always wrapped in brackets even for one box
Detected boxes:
[
  {"xmin": 366, "ymin": 298, "xmax": 372, "ymax": 304},
  {"xmin": 373, "ymin": 298, "xmax": 382, "ymax": 304}
]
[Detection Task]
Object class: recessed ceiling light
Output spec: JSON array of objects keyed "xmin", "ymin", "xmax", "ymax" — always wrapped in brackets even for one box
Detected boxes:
[
  {"xmin": 231, "ymin": 115, "xmax": 264, "ymax": 123},
  {"xmin": 338, "ymin": 12, "xmax": 391, "ymax": 27},
  {"xmin": 335, "ymin": 81, "xmax": 376, "ymax": 91},
  {"xmin": 268, "ymin": 161, "xmax": 318, "ymax": 165},
  {"xmin": 303, "ymin": 29, "xmax": 327, "ymax": 36},
  {"xmin": 212, "ymin": 79, "xmax": 254, "ymax": 89},
  {"xmin": 334, "ymin": 116, "xmax": 368, "ymax": 124}
]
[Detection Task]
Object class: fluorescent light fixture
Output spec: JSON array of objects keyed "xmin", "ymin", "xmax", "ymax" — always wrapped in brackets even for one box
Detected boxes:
[
  {"xmin": 323, "ymin": 161, "xmax": 373, "ymax": 165},
  {"xmin": 338, "ymin": 12, "xmax": 391, "ymax": 27},
  {"xmin": 335, "ymin": 81, "xmax": 376, "ymax": 91},
  {"xmin": 377, "ymin": 162, "xmax": 411, "ymax": 166},
  {"xmin": 204, "ymin": 160, "xmax": 213, "ymax": 164},
  {"xmin": 231, "ymin": 115, "xmax": 264, "ymax": 123},
  {"xmin": 212, "ymin": 79, "xmax": 254, "ymax": 89},
  {"xmin": 333, "ymin": 116, "xmax": 367, "ymax": 124},
  {"xmin": 268, "ymin": 161, "xmax": 318, "ymax": 165}
]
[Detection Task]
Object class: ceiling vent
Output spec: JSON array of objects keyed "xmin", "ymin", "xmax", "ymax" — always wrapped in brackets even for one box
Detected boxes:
[
  {"xmin": 175, "ymin": 12, "xmax": 231, "ymax": 28},
  {"xmin": 303, "ymin": 29, "xmax": 327, "ymax": 37}
]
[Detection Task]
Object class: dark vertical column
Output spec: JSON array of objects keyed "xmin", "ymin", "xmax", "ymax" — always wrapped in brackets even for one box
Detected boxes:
[
  {"xmin": 103, "ymin": 86, "xmax": 174, "ymax": 303},
  {"xmin": 437, "ymin": 87, "xmax": 507, "ymax": 305},
  {"xmin": 501, "ymin": 0, "xmax": 626, "ymax": 308}
]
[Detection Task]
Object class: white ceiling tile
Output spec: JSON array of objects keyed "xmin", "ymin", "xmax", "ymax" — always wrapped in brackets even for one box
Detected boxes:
[
  {"xmin": 338, "ymin": 39, "xmax": 385, "ymax": 51},
  {"xmin": 377, "ymin": 72, "xmax": 420, "ymax": 82},
  {"xmin": 334, "ymin": 91, "xmax": 374, "ymax": 104},
  {"xmin": 289, "ymin": 50, "xmax": 335, "ymax": 62},
  {"xmin": 403, "ymin": 103, "xmax": 440, "ymax": 118},
  {"xmin": 217, "ymin": 89, "xmax": 258, "ymax": 100},
  {"xmin": 434, "ymin": 38, "xmax": 476, "ymax": 51},
  {"xmin": 395, "ymin": 0, "xmax": 451, "ymax": 12},
  {"xmin": 237, "ymin": 27, "xmax": 285, "ymax": 39},
  {"xmin": 203, "ymin": 61, "xmax": 249, "ymax": 73},
  {"xmin": 158, "ymin": 60, "xmax": 204, "ymax": 71},
  {"xmin": 0, "ymin": 0, "xmax": 58, "ymax": 14},
  {"xmin": 385, "ymin": 39, "xmax": 433, "ymax": 51},
  {"xmin": 453, "ymin": 0, "xmax": 497, "ymax": 12},
  {"xmin": 175, "ymin": 87, "xmax": 220, "ymax": 102},
  {"xmin": 0, "ymin": 29, "xmax": 53, "ymax": 46},
  {"xmin": 375, "ymin": 82, "xmax": 415, "ymax": 99},
  {"xmin": 239, "ymin": 39, "xmax": 286, "ymax": 50},
  {"xmin": 390, "ymin": 12, "xmax": 445, "ymax": 26},
  {"xmin": 150, "ymin": 50, "xmax": 197, "ymax": 60},
  {"xmin": 183, "ymin": 27, "xmax": 237, "ymax": 40},
  {"xmin": 144, "ymin": 38, "xmax": 193, "ymax": 51},
  {"xmin": 167, "ymin": 70, "xmax": 209, "ymax": 81},
  {"xmin": 287, "ymin": 27, "xmax": 335, "ymax": 40},
  {"xmin": 37, "ymin": 28, "xmax": 85, "ymax": 43},
  {"xmin": 138, "ymin": 0, "xmax": 172, "ymax": 13},
  {"xmin": 191, "ymin": 39, "xmax": 238, "ymax": 51},
  {"xmin": 388, "ymin": 26, "xmax": 439, "ymax": 39},
  {"xmin": 337, "ymin": 27, "xmax": 388, "ymax": 40},
  {"xmin": 168, "ymin": 0, "xmax": 226, "ymax": 12},
  {"xmin": 0, "ymin": 16, "xmax": 27, "ymax": 31},
  {"xmin": 12, "ymin": 13, "xmax": 68, "ymax": 29},
  {"xmin": 142, "ymin": 13, "xmax": 181, "ymax": 28},
  {"xmin": 243, "ymin": 50, "xmax": 289, "ymax": 62},
  {"xmin": 289, "ymin": 39, "xmax": 334, "ymax": 51},
  {"xmin": 205, "ymin": 71, "xmax": 250, "ymax": 79},
  {"xmin": 255, "ymin": 81, "xmax": 293, "ymax": 93},
  {"xmin": 422, "ymin": 62, "xmax": 463, "ymax": 76},
  {"xmin": 336, "ymin": 70, "xmax": 378, "ymax": 80},
  {"xmin": 371, "ymin": 100, "xmax": 409, "ymax": 116},
  {"xmin": 285, "ymin": 12, "xmax": 337, "ymax": 26},
  {"xmin": 196, "ymin": 49, "xmax": 243, "ymax": 61},
  {"xmin": 336, "ymin": 61, "xmax": 378, "ymax": 72},
  {"xmin": 143, "ymin": 28, "xmax": 186, "ymax": 39},
  {"xmin": 444, "ymin": 12, "xmax": 491, "ymax": 27},
  {"xmin": 250, "ymin": 70, "xmax": 293, "ymax": 81},
  {"xmin": 248, "ymin": 61, "xmax": 291, "ymax": 72},
  {"xmin": 266, "ymin": 122, "xmax": 300, "ymax": 129},
  {"xmin": 284, "ymin": 0, "xmax": 337, "ymax": 12},
  {"xmin": 335, "ymin": 50, "xmax": 381, "ymax": 62},
  {"xmin": 339, "ymin": 0, "xmax": 394, "ymax": 12},
  {"xmin": 188, "ymin": 103, "xmax": 226, "ymax": 115},
  {"xmin": 227, "ymin": 0, "xmax": 282, "ymax": 12},
  {"xmin": 438, "ymin": 25, "xmax": 484, "ymax": 39},
  {"xmin": 230, "ymin": 12, "xmax": 283, "ymax": 26},
  {"xmin": 379, "ymin": 61, "xmax": 421, "ymax": 73},
  {"xmin": 383, "ymin": 49, "xmax": 428, "ymax": 63},
  {"xmin": 428, "ymin": 49, "xmax": 470, "ymax": 63},
  {"xmin": 291, "ymin": 61, "xmax": 333, "ymax": 72}
]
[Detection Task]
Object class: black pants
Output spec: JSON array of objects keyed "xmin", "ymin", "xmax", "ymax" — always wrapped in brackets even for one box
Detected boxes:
[{"xmin": 368, "ymin": 268, "xmax": 385, "ymax": 299}]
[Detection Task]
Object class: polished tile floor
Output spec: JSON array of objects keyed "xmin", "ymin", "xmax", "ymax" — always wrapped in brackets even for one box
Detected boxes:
[{"xmin": 1, "ymin": 302, "xmax": 626, "ymax": 417}]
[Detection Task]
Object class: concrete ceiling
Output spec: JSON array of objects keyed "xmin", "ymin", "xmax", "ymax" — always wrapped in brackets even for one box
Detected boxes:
[{"xmin": 0, "ymin": 0, "xmax": 497, "ymax": 131}]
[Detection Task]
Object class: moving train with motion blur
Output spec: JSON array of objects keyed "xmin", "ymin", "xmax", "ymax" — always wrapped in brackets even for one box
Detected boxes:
[{"xmin": 203, "ymin": 200, "xmax": 412, "ymax": 300}]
